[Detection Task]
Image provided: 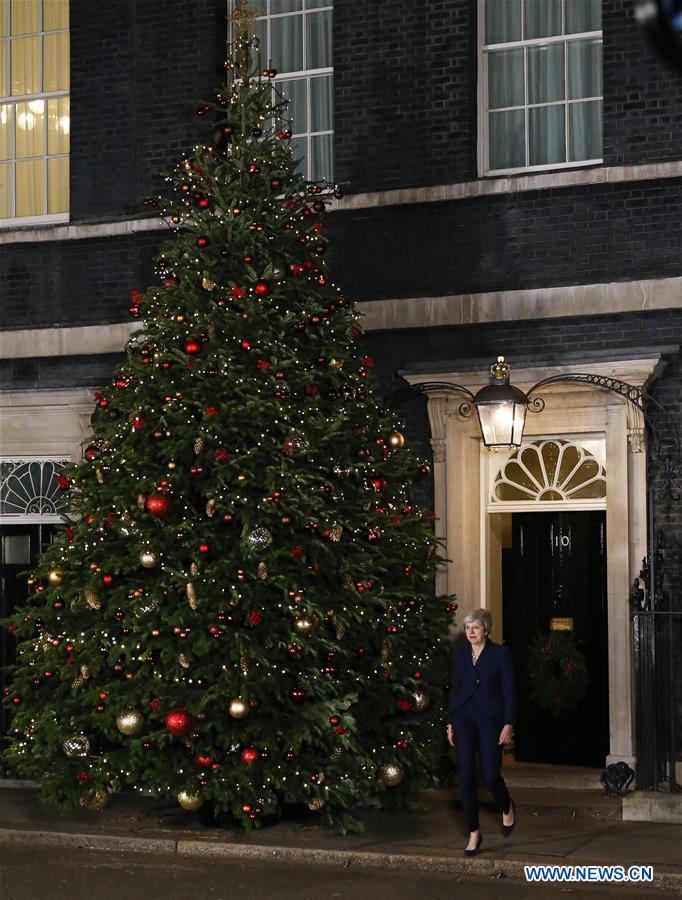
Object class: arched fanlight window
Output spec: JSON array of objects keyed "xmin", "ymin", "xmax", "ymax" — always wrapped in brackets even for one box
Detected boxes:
[
  {"xmin": 491, "ymin": 440, "xmax": 606, "ymax": 504},
  {"xmin": 0, "ymin": 458, "xmax": 69, "ymax": 520}
]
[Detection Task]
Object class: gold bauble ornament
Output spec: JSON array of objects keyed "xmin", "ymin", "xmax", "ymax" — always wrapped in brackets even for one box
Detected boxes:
[
  {"xmin": 228, "ymin": 698, "xmax": 249, "ymax": 719},
  {"xmin": 380, "ymin": 762, "xmax": 404, "ymax": 787},
  {"xmin": 387, "ymin": 430, "xmax": 405, "ymax": 448},
  {"xmin": 79, "ymin": 788, "xmax": 109, "ymax": 810},
  {"xmin": 62, "ymin": 735, "xmax": 90, "ymax": 758},
  {"xmin": 412, "ymin": 690, "xmax": 430, "ymax": 712},
  {"xmin": 308, "ymin": 798, "xmax": 326, "ymax": 811},
  {"xmin": 177, "ymin": 790, "xmax": 204, "ymax": 811},
  {"xmin": 47, "ymin": 567, "xmax": 64, "ymax": 586},
  {"xmin": 116, "ymin": 708, "xmax": 144, "ymax": 736},
  {"xmin": 328, "ymin": 522, "xmax": 343, "ymax": 542},
  {"xmin": 139, "ymin": 550, "xmax": 159, "ymax": 569},
  {"xmin": 294, "ymin": 614, "xmax": 319, "ymax": 637},
  {"xmin": 167, "ymin": 460, "xmax": 177, "ymax": 470}
]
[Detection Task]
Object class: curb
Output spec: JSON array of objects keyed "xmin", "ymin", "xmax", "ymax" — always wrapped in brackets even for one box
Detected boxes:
[{"xmin": 1, "ymin": 827, "xmax": 680, "ymax": 891}]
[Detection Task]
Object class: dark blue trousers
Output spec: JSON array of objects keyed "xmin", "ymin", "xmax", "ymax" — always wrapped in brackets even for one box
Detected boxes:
[{"xmin": 453, "ymin": 698, "xmax": 511, "ymax": 832}]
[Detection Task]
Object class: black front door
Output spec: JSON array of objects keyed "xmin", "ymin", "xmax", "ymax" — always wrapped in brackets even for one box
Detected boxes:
[
  {"xmin": 503, "ymin": 511, "xmax": 609, "ymax": 767},
  {"xmin": 0, "ymin": 524, "xmax": 56, "ymax": 759}
]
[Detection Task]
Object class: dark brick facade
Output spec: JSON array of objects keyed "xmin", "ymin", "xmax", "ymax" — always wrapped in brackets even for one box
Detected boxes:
[
  {"xmin": 70, "ymin": 0, "xmax": 224, "ymax": 222},
  {"xmin": 333, "ymin": 0, "xmax": 477, "ymax": 193},
  {"xmin": 327, "ymin": 177, "xmax": 682, "ymax": 301},
  {"xmin": 0, "ymin": 231, "xmax": 161, "ymax": 330}
]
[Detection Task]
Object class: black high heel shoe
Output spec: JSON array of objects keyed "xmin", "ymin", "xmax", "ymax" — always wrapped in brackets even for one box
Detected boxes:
[
  {"xmin": 502, "ymin": 800, "xmax": 516, "ymax": 838},
  {"xmin": 464, "ymin": 834, "xmax": 483, "ymax": 857}
]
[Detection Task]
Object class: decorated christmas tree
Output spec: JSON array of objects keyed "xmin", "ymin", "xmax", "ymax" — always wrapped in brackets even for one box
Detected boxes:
[{"xmin": 2, "ymin": 7, "xmax": 453, "ymax": 834}]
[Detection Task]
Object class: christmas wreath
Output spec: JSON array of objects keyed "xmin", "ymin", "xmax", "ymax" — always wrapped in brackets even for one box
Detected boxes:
[{"xmin": 527, "ymin": 630, "xmax": 589, "ymax": 715}]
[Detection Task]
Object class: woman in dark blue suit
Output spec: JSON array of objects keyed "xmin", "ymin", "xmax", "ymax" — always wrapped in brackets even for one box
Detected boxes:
[{"xmin": 447, "ymin": 608, "xmax": 517, "ymax": 856}]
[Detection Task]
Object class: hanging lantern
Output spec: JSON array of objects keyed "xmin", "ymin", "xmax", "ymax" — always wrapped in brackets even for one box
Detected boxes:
[{"xmin": 474, "ymin": 357, "xmax": 528, "ymax": 449}]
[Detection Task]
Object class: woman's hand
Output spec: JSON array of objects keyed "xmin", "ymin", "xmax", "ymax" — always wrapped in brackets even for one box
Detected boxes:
[
  {"xmin": 498, "ymin": 724, "xmax": 514, "ymax": 746},
  {"xmin": 446, "ymin": 724, "xmax": 455, "ymax": 747}
]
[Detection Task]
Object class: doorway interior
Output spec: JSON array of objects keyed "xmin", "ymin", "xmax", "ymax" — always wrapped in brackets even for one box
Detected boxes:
[
  {"xmin": 0, "ymin": 524, "xmax": 56, "ymax": 761},
  {"xmin": 497, "ymin": 510, "xmax": 609, "ymax": 768}
]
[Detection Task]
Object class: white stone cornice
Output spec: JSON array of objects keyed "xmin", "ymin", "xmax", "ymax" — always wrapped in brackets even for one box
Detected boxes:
[
  {"xmin": 356, "ymin": 277, "xmax": 682, "ymax": 331},
  {"xmin": 0, "ymin": 323, "xmax": 140, "ymax": 359},
  {"xmin": 1, "ymin": 160, "xmax": 682, "ymax": 245},
  {"xmin": 336, "ymin": 160, "xmax": 682, "ymax": 211}
]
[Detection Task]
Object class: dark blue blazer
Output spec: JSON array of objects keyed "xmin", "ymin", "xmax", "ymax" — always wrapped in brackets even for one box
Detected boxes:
[{"xmin": 448, "ymin": 639, "xmax": 517, "ymax": 727}]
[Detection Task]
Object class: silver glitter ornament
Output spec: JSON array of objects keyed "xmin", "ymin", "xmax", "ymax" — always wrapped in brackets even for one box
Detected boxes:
[
  {"xmin": 246, "ymin": 527, "xmax": 272, "ymax": 552},
  {"xmin": 62, "ymin": 735, "xmax": 90, "ymax": 758}
]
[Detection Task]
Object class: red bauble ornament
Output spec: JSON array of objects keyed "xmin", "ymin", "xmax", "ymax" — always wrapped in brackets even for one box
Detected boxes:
[
  {"xmin": 145, "ymin": 495, "xmax": 171, "ymax": 518},
  {"xmin": 277, "ymin": 129, "xmax": 292, "ymax": 140},
  {"xmin": 149, "ymin": 697, "xmax": 161, "ymax": 712},
  {"xmin": 241, "ymin": 747, "xmax": 259, "ymax": 765},
  {"xmin": 240, "ymin": 340, "xmax": 251, "ymax": 350},
  {"xmin": 195, "ymin": 755, "xmax": 213, "ymax": 767},
  {"xmin": 196, "ymin": 235, "xmax": 209, "ymax": 248},
  {"xmin": 102, "ymin": 574, "xmax": 114, "ymax": 586},
  {"xmin": 84, "ymin": 445, "xmax": 98, "ymax": 461},
  {"xmin": 290, "ymin": 685, "xmax": 306, "ymax": 703},
  {"xmin": 253, "ymin": 281, "xmax": 270, "ymax": 297},
  {"xmin": 183, "ymin": 338, "xmax": 203, "ymax": 355},
  {"xmin": 165, "ymin": 707, "xmax": 192, "ymax": 736},
  {"xmin": 132, "ymin": 415, "xmax": 146, "ymax": 430},
  {"xmin": 198, "ymin": 543, "xmax": 210, "ymax": 554}
]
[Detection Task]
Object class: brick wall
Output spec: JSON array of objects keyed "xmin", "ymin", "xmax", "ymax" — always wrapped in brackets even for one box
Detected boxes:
[
  {"xmin": 602, "ymin": 0, "xmax": 682, "ymax": 166},
  {"xmin": 327, "ymin": 177, "xmax": 682, "ymax": 301},
  {"xmin": 70, "ymin": 0, "xmax": 224, "ymax": 222},
  {"xmin": 333, "ymin": 0, "xmax": 477, "ymax": 193}
]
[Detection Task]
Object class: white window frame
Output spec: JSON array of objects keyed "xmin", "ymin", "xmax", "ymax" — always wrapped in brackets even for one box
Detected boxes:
[
  {"xmin": 477, "ymin": 0, "xmax": 603, "ymax": 177},
  {"xmin": 0, "ymin": 1, "xmax": 70, "ymax": 228},
  {"xmin": 229, "ymin": 1, "xmax": 333, "ymax": 183}
]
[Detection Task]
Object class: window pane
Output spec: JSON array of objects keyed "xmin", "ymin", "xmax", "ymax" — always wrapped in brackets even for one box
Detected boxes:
[
  {"xmin": 47, "ymin": 153, "xmax": 67, "ymax": 212},
  {"xmin": 15, "ymin": 156, "xmax": 44, "ymax": 215},
  {"xmin": 486, "ymin": 0, "xmax": 521, "ymax": 43},
  {"xmin": 12, "ymin": 0, "xmax": 40, "ymax": 34},
  {"xmin": 306, "ymin": 0, "xmax": 331, "ymax": 8},
  {"xmin": 0, "ymin": 160, "xmax": 10, "ymax": 216},
  {"xmin": 12, "ymin": 35, "xmax": 41, "ymax": 94},
  {"xmin": 569, "ymin": 99, "xmax": 602, "ymax": 160},
  {"xmin": 567, "ymin": 38, "xmax": 602, "ymax": 99},
  {"xmin": 488, "ymin": 48, "xmax": 524, "ymax": 109},
  {"xmin": 529, "ymin": 103, "xmax": 565, "ymax": 165},
  {"xmin": 44, "ymin": 0, "xmax": 69, "ymax": 31},
  {"xmin": 489, "ymin": 109, "xmax": 525, "ymax": 169},
  {"xmin": 0, "ymin": 0, "xmax": 8, "ymax": 37},
  {"xmin": 310, "ymin": 74, "xmax": 332, "ymax": 131},
  {"xmin": 0, "ymin": 38, "xmax": 7, "ymax": 96},
  {"xmin": 15, "ymin": 99, "xmax": 45, "ymax": 157},
  {"xmin": 271, "ymin": 13, "xmax": 303, "ymax": 72},
  {"xmin": 270, "ymin": 0, "xmax": 303, "ymax": 11},
  {"xmin": 44, "ymin": 31, "xmax": 69, "ymax": 91},
  {"xmin": 310, "ymin": 132, "xmax": 331, "ymax": 181},
  {"xmin": 280, "ymin": 77, "xmax": 307, "ymax": 134},
  {"xmin": 0, "ymin": 103, "xmax": 12, "ymax": 158},
  {"xmin": 528, "ymin": 42, "xmax": 564, "ymax": 103},
  {"xmin": 289, "ymin": 134, "xmax": 307, "ymax": 173},
  {"xmin": 47, "ymin": 95, "xmax": 69, "ymax": 153},
  {"xmin": 306, "ymin": 9, "xmax": 331, "ymax": 69},
  {"xmin": 2, "ymin": 534, "xmax": 31, "ymax": 564},
  {"xmin": 565, "ymin": 0, "xmax": 601, "ymax": 34},
  {"xmin": 254, "ymin": 17, "xmax": 268, "ymax": 61},
  {"xmin": 524, "ymin": 0, "xmax": 561, "ymax": 39}
]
